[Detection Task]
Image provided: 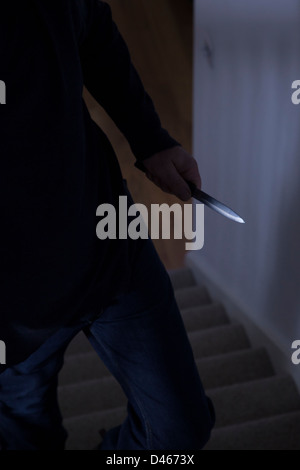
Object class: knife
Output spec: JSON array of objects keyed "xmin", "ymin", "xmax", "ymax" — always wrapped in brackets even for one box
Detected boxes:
[{"xmin": 188, "ymin": 182, "xmax": 245, "ymax": 224}]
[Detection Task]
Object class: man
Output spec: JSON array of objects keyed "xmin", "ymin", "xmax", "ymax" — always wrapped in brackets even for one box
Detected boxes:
[{"xmin": 0, "ymin": 0, "xmax": 215, "ymax": 450}]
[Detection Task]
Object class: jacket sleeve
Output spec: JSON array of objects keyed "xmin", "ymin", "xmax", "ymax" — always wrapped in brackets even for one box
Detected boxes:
[{"xmin": 78, "ymin": 0, "xmax": 179, "ymax": 169}]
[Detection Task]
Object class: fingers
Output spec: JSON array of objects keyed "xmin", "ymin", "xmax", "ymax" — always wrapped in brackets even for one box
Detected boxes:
[
  {"xmin": 173, "ymin": 155, "xmax": 202, "ymax": 192},
  {"xmin": 146, "ymin": 171, "xmax": 173, "ymax": 195},
  {"xmin": 149, "ymin": 165, "xmax": 191, "ymax": 200},
  {"xmin": 167, "ymin": 163, "xmax": 193, "ymax": 201},
  {"xmin": 142, "ymin": 147, "xmax": 202, "ymax": 201}
]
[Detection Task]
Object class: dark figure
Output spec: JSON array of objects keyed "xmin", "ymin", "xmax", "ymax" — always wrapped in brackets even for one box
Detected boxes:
[{"xmin": 0, "ymin": 1, "xmax": 215, "ymax": 450}]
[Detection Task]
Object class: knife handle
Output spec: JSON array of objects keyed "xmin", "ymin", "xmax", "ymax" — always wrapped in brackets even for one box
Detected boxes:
[{"xmin": 187, "ymin": 181, "xmax": 198, "ymax": 196}]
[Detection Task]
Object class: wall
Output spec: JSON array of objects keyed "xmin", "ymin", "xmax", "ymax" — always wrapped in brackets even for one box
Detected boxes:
[{"xmin": 190, "ymin": 0, "xmax": 300, "ymax": 385}]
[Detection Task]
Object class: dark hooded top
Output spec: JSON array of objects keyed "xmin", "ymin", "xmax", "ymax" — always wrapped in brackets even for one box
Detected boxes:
[{"xmin": 0, "ymin": 0, "xmax": 178, "ymax": 371}]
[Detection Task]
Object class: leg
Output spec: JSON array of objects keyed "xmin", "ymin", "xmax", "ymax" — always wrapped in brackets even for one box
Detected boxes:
[
  {"xmin": 85, "ymin": 238, "xmax": 215, "ymax": 450},
  {"xmin": 0, "ymin": 322, "xmax": 86, "ymax": 450}
]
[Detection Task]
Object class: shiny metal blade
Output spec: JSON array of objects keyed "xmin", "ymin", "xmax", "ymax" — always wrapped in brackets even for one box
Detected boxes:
[{"xmin": 189, "ymin": 183, "xmax": 245, "ymax": 224}]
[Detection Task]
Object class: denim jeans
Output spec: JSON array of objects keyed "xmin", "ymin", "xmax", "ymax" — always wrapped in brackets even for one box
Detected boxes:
[{"xmin": 0, "ymin": 238, "xmax": 215, "ymax": 450}]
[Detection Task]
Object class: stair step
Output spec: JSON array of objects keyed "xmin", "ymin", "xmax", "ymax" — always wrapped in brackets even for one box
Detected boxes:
[
  {"xmin": 168, "ymin": 268, "xmax": 196, "ymax": 291},
  {"xmin": 189, "ymin": 324, "xmax": 250, "ymax": 359},
  {"xmin": 59, "ymin": 371, "xmax": 299, "ymax": 427},
  {"xmin": 181, "ymin": 303, "xmax": 229, "ymax": 331},
  {"xmin": 64, "ymin": 407, "xmax": 127, "ymax": 451},
  {"xmin": 64, "ymin": 299, "xmax": 221, "ymax": 358},
  {"xmin": 65, "ymin": 333, "xmax": 94, "ymax": 357},
  {"xmin": 52, "ymin": 263, "xmax": 300, "ymax": 450},
  {"xmin": 59, "ymin": 376, "xmax": 125, "ymax": 419},
  {"xmin": 64, "ymin": 324, "xmax": 251, "ymax": 371},
  {"xmin": 59, "ymin": 352, "xmax": 111, "ymax": 386},
  {"xmin": 209, "ymin": 376, "xmax": 300, "ymax": 429},
  {"xmin": 60, "ymin": 346, "xmax": 273, "ymax": 389},
  {"xmin": 196, "ymin": 348, "xmax": 275, "ymax": 389},
  {"xmin": 60, "ymin": 304, "xmax": 231, "ymax": 386},
  {"xmin": 205, "ymin": 411, "xmax": 300, "ymax": 450},
  {"xmin": 175, "ymin": 286, "xmax": 211, "ymax": 310},
  {"xmin": 63, "ymin": 395, "xmax": 300, "ymax": 450},
  {"xmin": 59, "ymin": 329, "xmax": 255, "ymax": 421}
]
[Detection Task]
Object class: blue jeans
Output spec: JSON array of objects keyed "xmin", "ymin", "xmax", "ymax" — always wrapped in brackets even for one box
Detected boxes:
[{"xmin": 0, "ymin": 238, "xmax": 215, "ymax": 450}]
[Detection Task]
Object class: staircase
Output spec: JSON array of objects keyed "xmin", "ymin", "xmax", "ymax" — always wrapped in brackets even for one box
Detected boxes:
[{"xmin": 59, "ymin": 268, "xmax": 300, "ymax": 450}]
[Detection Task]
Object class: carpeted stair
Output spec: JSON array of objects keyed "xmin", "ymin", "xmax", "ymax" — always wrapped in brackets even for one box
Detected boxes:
[{"xmin": 59, "ymin": 268, "xmax": 300, "ymax": 450}]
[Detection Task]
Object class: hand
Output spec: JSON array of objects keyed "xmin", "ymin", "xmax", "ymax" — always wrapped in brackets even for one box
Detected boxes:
[{"xmin": 142, "ymin": 146, "xmax": 202, "ymax": 201}]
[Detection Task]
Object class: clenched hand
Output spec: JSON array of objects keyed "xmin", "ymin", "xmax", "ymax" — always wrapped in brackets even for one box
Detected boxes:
[{"xmin": 142, "ymin": 146, "xmax": 202, "ymax": 201}]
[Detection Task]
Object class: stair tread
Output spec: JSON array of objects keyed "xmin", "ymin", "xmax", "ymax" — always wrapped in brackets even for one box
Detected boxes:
[
  {"xmin": 59, "ymin": 376, "xmax": 125, "ymax": 419},
  {"xmin": 64, "ymin": 407, "xmax": 127, "ymax": 451},
  {"xmin": 65, "ymin": 323, "xmax": 251, "ymax": 363},
  {"xmin": 64, "ymin": 408, "xmax": 300, "ymax": 451},
  {"xmin": 175, "ymin": 286, "xmax": 212, "ymax": 309},
  {"xmin": 168, "ymin": 267, "xmax": 196, "ymax": 291},
  {"xmin": 65, "ymin": 301, "xmax": 225, "ymax": 358},
  {"xmin": 188, "ymin": 324, "xmax": 251, "ymax": 358},
  {"xmin": 205, "ymin": 411, "xmax": 300, "ymax": 450},
  {"xmin": 58, "ymin": 273, "xmax": 300, "ymax": 450},
  {"xmin": 60, "ymin": 345, "xmax": 273, "ymax": 390},
  {"xmin": 59, "ymin": 371, "xmax": 299, "ymax": 426},
  {"xmin": 60, "ymin": 345, "xmax": 275, "ymax": 390},
  {"xmin": 181, "ymin": 303, "xmax": 230, "ymax": 331},
  {"xmin": 60, "ymin": 351, "xmax": 110, "ymax": 385},
  {"xmin": 208, "ymin": 375, "xmax": 300, "ymax": 428},
  {"xmin": 196, "ymin": 347, "xmax": 275, "ymax": 389},
  {"xmin": 61, "ymin": 303, "xmax": 232, "ymax": 385},
  {"xmin": 65, "ymin": 332, "xmax": 94, "ymax": 357}
]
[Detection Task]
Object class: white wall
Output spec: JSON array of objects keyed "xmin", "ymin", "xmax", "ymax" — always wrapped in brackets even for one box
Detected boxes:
[{"xmin": 191, "ymin": 0, "xmax": 300, "ymax": 381}]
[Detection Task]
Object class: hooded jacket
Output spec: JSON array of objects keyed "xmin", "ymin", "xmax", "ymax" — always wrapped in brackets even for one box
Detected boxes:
[{"xmin": 0, "ymin": 0, "xmax": 178, "ymax": 372}]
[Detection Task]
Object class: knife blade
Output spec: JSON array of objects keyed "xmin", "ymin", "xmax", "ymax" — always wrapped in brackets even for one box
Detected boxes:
[{"xmin": 188, "ymin": 182, "xmax": 245, "ymax": 224}]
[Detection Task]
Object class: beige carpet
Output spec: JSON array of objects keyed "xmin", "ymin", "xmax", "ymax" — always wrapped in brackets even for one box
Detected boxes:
[{"xmin": 58, "ymin": 268, "xmax": 300, "ymax": 450}]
